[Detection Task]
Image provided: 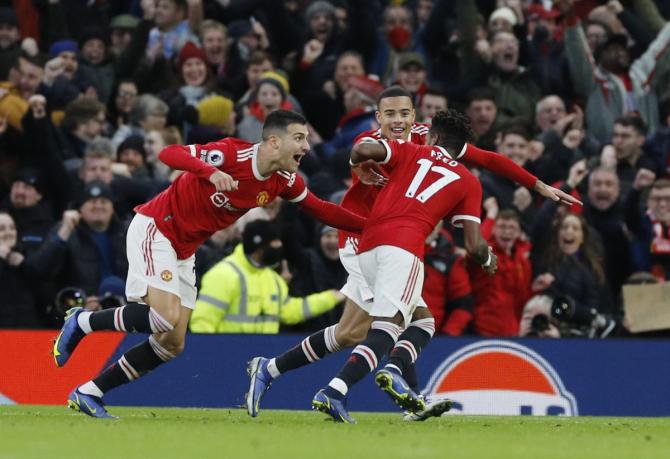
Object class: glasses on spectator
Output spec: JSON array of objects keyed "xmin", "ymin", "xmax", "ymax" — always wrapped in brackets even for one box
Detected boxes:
[
  {"xmin": 118, "ymin": 91, "xmax": 137, "ymax": 98},
  {"xmin": 649, "ymin": 196, "xmax": 670, "ymax": 203}
]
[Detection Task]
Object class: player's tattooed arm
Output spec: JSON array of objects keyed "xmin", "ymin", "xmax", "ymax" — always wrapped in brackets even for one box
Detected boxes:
[{"xmin": 462, "ymin": 220, "xmax": 498, "ymax": 275}]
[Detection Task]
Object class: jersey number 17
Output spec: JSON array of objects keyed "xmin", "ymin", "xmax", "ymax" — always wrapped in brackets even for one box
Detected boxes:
[{"xmin": 405, "ymin": 158, "xmax": 461, "ymax": 203}]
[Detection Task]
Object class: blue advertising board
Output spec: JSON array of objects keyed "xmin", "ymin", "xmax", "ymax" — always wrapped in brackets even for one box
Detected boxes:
[{"xmin": 102, "ymin": 335, "xmax": 670, "ymax": 417}]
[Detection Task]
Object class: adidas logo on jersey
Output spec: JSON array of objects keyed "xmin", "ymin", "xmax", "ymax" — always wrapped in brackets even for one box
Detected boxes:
[
  {"xmin": 237, "ymin": 147, "xmax": 254, "ymax": 162},
  {"xmin": 277, "ymin": 171, "xmax": 296, "ymax": 187}
]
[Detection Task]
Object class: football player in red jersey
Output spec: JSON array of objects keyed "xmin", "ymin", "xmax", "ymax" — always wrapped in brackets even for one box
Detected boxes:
[
  {"xmin": 245, "ymin": 88, "xmax": 579, "ymax": 421},
  {"xmin": 311, "ymin": 110, "xmax": 499, "ymax": 422},
  {"xmin": 52, "ymin": 110, "xmax": 367, "ymax": 418}
]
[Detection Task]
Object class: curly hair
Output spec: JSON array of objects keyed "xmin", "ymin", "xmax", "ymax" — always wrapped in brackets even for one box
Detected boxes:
[{"xmin": 430, "ymin": 108, "xmax": 474, "ymax": 153}]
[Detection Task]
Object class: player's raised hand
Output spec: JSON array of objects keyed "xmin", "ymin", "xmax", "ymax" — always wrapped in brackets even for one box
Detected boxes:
[
  {"xmin": 209, "ymin": 170, "xmax": 238, "ymax": 192},
  {"xmin": 534, "ymin": 180, "xmax": 583, "ymax": 206}
]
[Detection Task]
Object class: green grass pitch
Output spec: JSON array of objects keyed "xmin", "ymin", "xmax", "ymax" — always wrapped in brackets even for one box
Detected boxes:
[{"xmin": 1, "ymin": 406, "xmax": 669, "ymax": 459}]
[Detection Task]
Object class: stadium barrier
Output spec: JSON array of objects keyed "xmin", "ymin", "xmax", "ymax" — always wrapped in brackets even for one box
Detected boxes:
[{"xmin": 1, "ymin": 330, "xmax": 669, "ymax": 416}]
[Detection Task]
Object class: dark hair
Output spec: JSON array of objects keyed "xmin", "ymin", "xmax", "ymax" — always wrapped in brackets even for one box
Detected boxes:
[
  {"xmin": 498, "ymin": 123, "xmax": 531, "ymax": 141},
  {"xmin": 652, "ymin": 178, "xmax": 670, "ymax": 191},
  {"xmin": 614, "ymin": 115, "xmax": 647, "ymax": 135},
  {"xmin": 19, "ymin": 51, "xmax": 48, "ymax": 68},
  {"xmin": 262, "ymin": 110, "xmax": 306, "ymax": 139},
  {"xmin": 421, "ymin": 86, "xmax": 447, "ymax": 101},
  {"xmin": 377, "ymin": 85, "xmax": 413, "ymax": 107},
  {"xmin": 542, "ymin": 214, "xmax": 606, "ymax": 284},
  {"xmin": 496, "ymin": 209, "xmax": 521, "ymax": 223},
  {"xmin": 246, "ymin": 50, "xmax": 273, "ymax": 68},
  {"xmin": 61, "ymin": 97, "xmax": 106, "ymax": 132},
  {"xmin": 467, "ymin": 87, "xmax": 496, "ymax": 105},
  {"xmin": 430, "ymin": 109, "xmax": 474, "ymax": 152}
]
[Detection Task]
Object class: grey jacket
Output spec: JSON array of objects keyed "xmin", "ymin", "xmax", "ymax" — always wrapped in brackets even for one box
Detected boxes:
[{"xmin": 565, "ymin": 21, "xmax": 670, "ymax": 144}]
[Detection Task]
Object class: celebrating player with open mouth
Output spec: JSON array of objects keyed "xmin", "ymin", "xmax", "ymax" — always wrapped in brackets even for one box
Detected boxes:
[{"xmin": 52, "ymin": 110, "xmax": 366, "ymax": 418}]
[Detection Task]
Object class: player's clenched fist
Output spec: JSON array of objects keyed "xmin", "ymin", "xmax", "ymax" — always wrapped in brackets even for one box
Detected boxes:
[{"xmin": 209, "ymin": 170, "xmax": 239, "ymax": 191}]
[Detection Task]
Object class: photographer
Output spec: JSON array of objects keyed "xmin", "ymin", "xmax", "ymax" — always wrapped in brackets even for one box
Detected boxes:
[{"xmin": 525, "ymin": 213, "xmax": 613, "ymax": 337}]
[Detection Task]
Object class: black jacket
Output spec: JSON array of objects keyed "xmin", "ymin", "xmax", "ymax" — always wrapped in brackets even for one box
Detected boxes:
[{"xmin": 38, "ymin": 218, "xmax": 128, "ymax": 296}]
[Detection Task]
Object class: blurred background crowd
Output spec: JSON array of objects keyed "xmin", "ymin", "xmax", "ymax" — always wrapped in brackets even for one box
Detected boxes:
[{"xmin": 1, "ymin": 0, "xmax": 669, "ymax": 338}]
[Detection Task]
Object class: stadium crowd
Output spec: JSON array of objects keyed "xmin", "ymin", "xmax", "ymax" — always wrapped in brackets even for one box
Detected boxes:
[{"xmin": 1, "ymin": 0, "xmax": 669, "ymax": 338}]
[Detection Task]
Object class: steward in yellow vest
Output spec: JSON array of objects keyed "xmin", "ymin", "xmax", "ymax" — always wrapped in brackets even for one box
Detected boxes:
[{"xmin": 190, "ymin": 219, "xmax": 344, "ymax": 333}]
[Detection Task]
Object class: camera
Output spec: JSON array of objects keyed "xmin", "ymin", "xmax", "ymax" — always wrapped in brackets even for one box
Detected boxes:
[
  {"xmin": 55, "ymin": 287, "xmax": 86, "ymax": 315},
  {"xmin": 530, "ymin": 295, "xmax": 616, "ymax": 338}
]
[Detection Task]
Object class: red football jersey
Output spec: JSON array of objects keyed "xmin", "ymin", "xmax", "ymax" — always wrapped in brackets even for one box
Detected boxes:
[
  {"xmin": 136, "ymin": 139, "xmax": 306, "ymax": 259},
  {"xmin": 358, "ymin": 140, "xmax": 482, "ymax": 259},
  {"xmin": 338, "ymin": 123, "xmax": 429, "ymax": 248}
]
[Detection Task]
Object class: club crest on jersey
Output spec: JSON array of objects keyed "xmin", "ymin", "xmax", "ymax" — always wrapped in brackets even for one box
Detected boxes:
[
  {"xmin": 206, "ymin": 150, "xmax": 224, "ymax": 167},
  {"xmin": 161, "ymin": 270, "xmax": 173, "ymax": 282},
  {"xmin": 256, "ymin": 191, "xmax": 270, "ymax": 206}
]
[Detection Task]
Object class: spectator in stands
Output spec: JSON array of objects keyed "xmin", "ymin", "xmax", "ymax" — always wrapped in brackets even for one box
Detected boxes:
[
  {"xmin": 374, "ymin": 4, "xmax": 419, "ymax": 82},
  {"xmin": 109, "ymin": 14, "xmax": 140, "ymax": 58},
  {"xmin": 108, "ymin": 79, "xmax": 138, "ymax": 131},
  {"xmin": 58, "ymin": 97, "xmax": 107, "ymax": 161},
  {"xmin": 531, "ymin": 213, "xmax": 609, "ymax": 326},
  {"xmin": 395, "ymin": 52, "xmax": 428, "ymax": 105},
  {"xmin": 238, "ymin": 74, "xmax": 293, "ymax": 143},
  {"xmin": 0, "ymin": 7, "xmax": 20, "ymax": 81},
  {"xmin": 626, "ymin": 177, "xmax": 670, "ymax": 281},
  {"xmin": 76, "ymin": 144, "xmax": 153, "ymax": 219},
  {"xmin": 0, "ymin": 211, "xmax": 53, "ymax": 328},
  {"xmin": 416, "ymin": 87, "xmax": 447, "ymax": 124},
  {"xmin": 190, "ymin": 219, "xmax": 344, "ymax": 333},
  {"xmin": 16, "ymin": 53, "xmax": 46, "ymax": 101},
  {"xmin": 78, "ymin": 26, "xmax": 115, "ymax": 104},
  {"xmin": 198, "ymin": 20, "xmax": 230, "ymax": 81},
  {"xmin": 479, "ymin": 124, "xmax": 537, "ymax": 229},
  {"xmin": 535, "ymin": 95, "xmax": 567, "ymax": 136},
  {"xmin": 423, "ymin": 222, "xmax": 473, "ymax": 336},
  {"xmin": 112, "ymin": 94, "xmax": 168, "ymax": 147},
  {"xmin": 579, "ymin": 167, "xmax": 632, "ymax": 301},
  {"xmin": 195, "ymin": 95, "xmax": 236, "ymax": 137},
  {"xmin": 601, "ymin": 115, "xmax": 655, "ymax": 196},
  {"xmin": 293, "ymin": 1, "xmax": 375, "ymax": 139},
  {"xmin": 287, "ymin": 224, "xmax": 347, "ymax": 330},
  {"xmin": 1, "ymin": 169, "xmax": 54, "ymax": 254},
  {"xmin": 147, "ymin": 0, "xmax": 202, "ymax": 60},
  {"xmin": 464, "ymin": 87, "xmax": 498, "ymax": 150},
  {"xmin": 34, "ymin": 181, "xmax": 128, "ymax": 299},
  {"xmin": 225, "ymin": 50, "xmax": 274, "ymax": 104},
  {"xmin": 162, "ymin": 42, "xmax": 217, "ymax": 128},
  {"xmin": 226, "ymin": 17, "xmax": 270, "ymax": 74},
  {"xmin": 469, "ymin": 208, "xmax": 533, "ymax": 337},
  {"xmin": 46, "ymin": 40, "xmax": 98, "ymax": 102},
  {"xmin": 315, "ymin": 75, "xmax": 383, "ymax": 159},
  {"xmin": 297, "ymin": 50, "xmax": 365, "ymax": 140},
  {"xmin": 465, "ymin": 29, "xmax": 541, "ymax": 128},
  {"xmin": 563, "ymin": 3, "xmax": 670, "ymax": 143},
  {"xmin": 143, "ymin": 126, "xmax": 182, "ymax": 181},
  {"xmin": 116, "ymin": 136, "xmax": 149, "ymax": 179}
]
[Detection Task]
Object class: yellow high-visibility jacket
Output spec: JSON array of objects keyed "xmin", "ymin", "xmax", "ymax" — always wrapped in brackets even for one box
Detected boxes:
[{"xmin": 190, "ymin": 244, "xmax": 340, "ymax": 333}]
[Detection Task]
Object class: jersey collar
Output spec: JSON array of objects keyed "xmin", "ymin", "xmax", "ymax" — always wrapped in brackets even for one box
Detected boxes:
[{"xmin": 251, "ymin": 143, "xmax": 272, "ymax": 181}]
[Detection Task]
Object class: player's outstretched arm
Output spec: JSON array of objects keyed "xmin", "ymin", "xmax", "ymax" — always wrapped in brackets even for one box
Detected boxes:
[
  {"xmin": 297, "ymin": 191, "xmax": 366, "ymax": 233},
  {"xmin": 460, "ymin": 144, "xmax": 538, "ymax": 190},
  {"xmin": 460, "ymin": 145, "xmax": 582, "ymax": 207},
  {"xmin": 462, "ymin": 220, "xmax": 497, "ymax": 275},
  {"xmin": 158, "ymin": 144, "xmax": 219, "ymax": 179}
]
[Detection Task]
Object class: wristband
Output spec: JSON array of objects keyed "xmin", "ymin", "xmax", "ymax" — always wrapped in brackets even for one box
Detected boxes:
[{"xmin": 483, "ymin": 252, "xmax": 492, "ymax": 267}]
